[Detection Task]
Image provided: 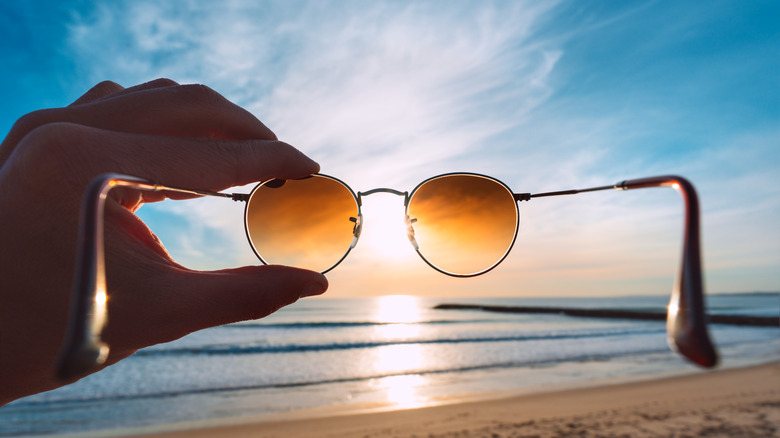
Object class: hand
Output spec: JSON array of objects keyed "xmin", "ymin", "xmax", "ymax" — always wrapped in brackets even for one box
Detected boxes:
[{"xmin": 0, "ymin": 79, "xmax": 328, "ymax": 405}]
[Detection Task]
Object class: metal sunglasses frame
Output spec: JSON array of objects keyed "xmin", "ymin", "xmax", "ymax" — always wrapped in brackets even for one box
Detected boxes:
[
  {"xmin": 57, "ymin": 172, "xmax": 718, "ymax": 382},
  {"xmin": 244, "ymin": 172, "xmax": 521, "ymax": 277}
]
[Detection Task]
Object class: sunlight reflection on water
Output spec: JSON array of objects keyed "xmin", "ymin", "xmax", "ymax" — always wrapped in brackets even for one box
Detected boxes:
[
  {"xmin": 374, "ymin": 374, "xmax": 430, "ymax": 409},
  {"xmin": 373, "ymin": 295, "xmax": 423, "ymax": 323},
  {"xmin": 370, "ymin": 295, "xmax": 432, "ymax": 408}
]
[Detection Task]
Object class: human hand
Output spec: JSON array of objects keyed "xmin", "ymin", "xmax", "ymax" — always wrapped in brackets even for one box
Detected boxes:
[{"xmin": 0, "ymin": 79, "xmax": 328, "ymax": 405}]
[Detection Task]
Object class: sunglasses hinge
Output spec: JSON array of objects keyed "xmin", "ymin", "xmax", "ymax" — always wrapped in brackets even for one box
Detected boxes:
[
  {"xmin": 230, "ymin": 193, "xmax": 250, "ymax": 203},
  {"xmin": 514, "ymin": 193, "xmax": 532, "ymax": 202}
]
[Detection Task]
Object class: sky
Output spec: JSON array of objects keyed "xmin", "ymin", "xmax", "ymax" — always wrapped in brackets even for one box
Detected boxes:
[{"xmin": 1, "ymin": 0, "xmax": 778, "ymax": 298}]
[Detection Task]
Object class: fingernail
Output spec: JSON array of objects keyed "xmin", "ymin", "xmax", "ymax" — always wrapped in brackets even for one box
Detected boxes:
[{"xmin": 301, "ymin": 279, "xmax": 328, "ymax": 298}]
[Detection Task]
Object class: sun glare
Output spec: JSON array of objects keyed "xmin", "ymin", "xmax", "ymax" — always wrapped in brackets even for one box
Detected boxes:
[
  {"xmin": 376, "ymin": 374, "xmax": 429, "ymax": 409},
  {"xmin": 360, "ymin": 198, "xmax": 415, "ymax": 260},
  {"xmin": 374, "ymin": 344, "xmax": 425, "ymax": 374},
  {"xmin": 371, "ymin": 345, "xmax": 430, "ymax": 408},
  {"xmin": 373, "ymin": 295, "xmax": 423, "ymax": 339},
  {"xmin": 376, "ymin": 322, "xmax": 421, "ymax": 340},
  {"xmin": 369, "ymin": 296, "xmax": 431, "ymax": 409},
  {"xmin": 373, "ymin": 295, "xmax": 423, "ymax": 324}
]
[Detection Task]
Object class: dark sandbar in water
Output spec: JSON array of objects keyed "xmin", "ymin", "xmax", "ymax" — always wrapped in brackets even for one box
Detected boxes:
[{"xmin": 434, "ymin": 303, "xmax": 779, "ymax": 327}]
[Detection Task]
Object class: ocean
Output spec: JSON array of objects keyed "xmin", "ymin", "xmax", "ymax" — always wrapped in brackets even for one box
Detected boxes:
[{"xmin": 1, "ymin": 293, "xmax": 778, "ymax": 436}]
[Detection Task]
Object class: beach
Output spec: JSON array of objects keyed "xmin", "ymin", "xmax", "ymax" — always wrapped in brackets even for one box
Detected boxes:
[
  {"xmin": 3, "ymin": 294, "xmax": 777, "ymax": 436},
  {"xmin": 133, "ymin": 361, "xmax": 779, "ymax": 437}
]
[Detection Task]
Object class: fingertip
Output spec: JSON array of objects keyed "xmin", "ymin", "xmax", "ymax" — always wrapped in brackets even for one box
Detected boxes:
[
  {"xmin": 232, "ymin": 140, "xmax": 321, "ymax": 186},
  {"xmin": 279, "ymin": 141, "xmax": 321, "ymax": 176},
  {"xmin": 300, "ymin": 272, "xmax": 329, "ymax": 298},
  {"xmin": 259, "ymin": 122, "xmax": 278, "ymax": 142},
  {"xmin": 259, "ymin": 265, "xmax": 328, "ymax": 299},
  {"xmin": 307, "ymin": 152, "xmax": 322, "ymax": 175},
  {"xmin": 180, "ymin": 265, "xmax": 328, "ymax": 327},
  {"xmin": 298, "ymin": 152, "xmax": 321, "ymax": 178}
]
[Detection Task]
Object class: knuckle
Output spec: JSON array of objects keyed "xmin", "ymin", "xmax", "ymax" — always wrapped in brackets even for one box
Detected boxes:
[
  {"xmin": 91, "ymin": 80, "xmax": 123, "ymax": 95},
  {"xmin": 24, "ymin": 121, "xmax": 91, "ymax": 148},
  {"xmin": 15, "ymin": 122, "xmax": 96, "ymax": 176},
  {"xmin": 177, "ymin": 83, "xmax": 224, "ymax": 105},
  {"xmin": 8, "ymin": 108, "xmax": 59, "ymax": 141},
  {"xmin": 146, "ymin": 78, "xmax": 179, "ymax": 87}
]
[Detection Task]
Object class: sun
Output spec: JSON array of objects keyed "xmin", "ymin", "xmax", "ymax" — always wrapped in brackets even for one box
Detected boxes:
[{"xmin": 359, "ymin": 197, "xmax": 416, "ymax": 260}]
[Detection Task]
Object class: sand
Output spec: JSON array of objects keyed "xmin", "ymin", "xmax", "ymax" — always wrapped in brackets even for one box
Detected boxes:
[{"xmin": 130, "ymin": 362, "xmax": 779, "ymax": 438}]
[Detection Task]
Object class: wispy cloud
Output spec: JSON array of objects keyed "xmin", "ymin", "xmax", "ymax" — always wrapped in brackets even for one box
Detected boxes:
[
  {"xmin": 60, "ymin": 1, "xmax": 780, "ymax": 295},
  {"xmin": 258, "ymin": 4, "xmax": 563, "ymax": 187},
  {"xmin": 66, "ymin": 1, "xmax": 563, "ymax": 185}
]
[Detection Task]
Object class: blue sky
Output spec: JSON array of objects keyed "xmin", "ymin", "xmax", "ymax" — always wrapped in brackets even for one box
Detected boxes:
[{"xmin": 1, "ymin": 0, "xmax": 778, "ymax": 297}]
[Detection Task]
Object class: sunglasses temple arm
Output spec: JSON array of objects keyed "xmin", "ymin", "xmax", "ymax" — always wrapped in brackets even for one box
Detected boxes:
[
  {"xmin": 525, "ymin": 175, "xmax": 718, "ymax": 368},
  {"xmin": 619, "ymin": 176, "xmax": 717, "ymax": 367},
  {"xmin": 57, "ymin": 173, "xmax": 245, "ymax": 381}
]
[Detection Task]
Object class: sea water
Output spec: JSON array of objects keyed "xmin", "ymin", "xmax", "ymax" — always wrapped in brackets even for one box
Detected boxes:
[{"xmin": 1, "ymin": 293, "xmax": 778, "ymax": 436}]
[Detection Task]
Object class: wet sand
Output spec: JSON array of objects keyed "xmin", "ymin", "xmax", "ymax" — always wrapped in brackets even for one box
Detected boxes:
[{"xmin": 129, "ymin": 362, "xmax": 779, "ymax": 438}]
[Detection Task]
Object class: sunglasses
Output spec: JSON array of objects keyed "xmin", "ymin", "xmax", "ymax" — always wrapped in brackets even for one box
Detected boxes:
[
  {"xmin": 244, "ymin": 173, "xmax": 521, "ymax": 277},
  {"xmin": 58, "ymin": 172, "xmax": 718, "ymax": 381}
]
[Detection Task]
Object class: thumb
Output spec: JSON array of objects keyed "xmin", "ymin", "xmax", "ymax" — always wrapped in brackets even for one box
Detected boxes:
[{"xmin": 126, "ymin": 265, "xmax": 328, "ymax": 346}]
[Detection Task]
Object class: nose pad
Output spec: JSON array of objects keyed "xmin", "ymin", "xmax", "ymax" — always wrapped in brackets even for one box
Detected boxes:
[
  {"xmin": 349, "ymin": 213, "xmax": 363, "ymax": 249},
  {"xmin": 405, "ymin": 215, "xmax": 419, "ymax": 250}
]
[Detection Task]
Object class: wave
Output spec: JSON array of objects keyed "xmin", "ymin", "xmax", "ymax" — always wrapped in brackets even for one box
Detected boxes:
[
  {"xmin": 225, "ymin": 319, "xmax": 497, "ymax": 329},
  {"xmin": 135, "ymin": 326, "xmax": 665, "ymax": 357},
  {"xmin": 14, "ymin": 347, "xmax": 673, "ymax": 408},
  {"xmin": 15, "ymin": 335, "xmax": 778, "ymax": 409}
]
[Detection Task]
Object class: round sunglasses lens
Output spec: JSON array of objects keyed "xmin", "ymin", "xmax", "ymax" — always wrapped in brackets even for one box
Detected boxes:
[
  {"xmin": 407, "ymin": 174, "xmax": 518, "ymax": 276},
  {"xmin": 244, "ymin": 175, "xmax": 358, "ymax": 273}
]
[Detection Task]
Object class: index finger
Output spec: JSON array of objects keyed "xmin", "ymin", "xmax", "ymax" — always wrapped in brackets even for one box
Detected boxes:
[
  {"xmin": 21, "ymin": 122, "xmax": 319, "ymax": 193},
  {"xmin": 1, "ymin": 83, "xmax": 277, "ymax": 169}
]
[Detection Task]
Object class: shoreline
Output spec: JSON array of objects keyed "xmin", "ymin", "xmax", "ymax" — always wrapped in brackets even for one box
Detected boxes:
[{"xmin": 113, "ymin": 361, "xmax": 779, "ymax": 438}]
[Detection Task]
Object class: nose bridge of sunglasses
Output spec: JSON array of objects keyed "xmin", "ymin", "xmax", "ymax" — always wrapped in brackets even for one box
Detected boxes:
[{"xmin": 356, "ymin": 187, "xmax": 409, "ymax": 205}]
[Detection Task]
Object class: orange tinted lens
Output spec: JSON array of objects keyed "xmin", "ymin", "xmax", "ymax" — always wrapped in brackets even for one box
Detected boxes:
[
  {"xmin": 244, "ymin": 175, "xmax": 358, "ymax": 273},
  {"xmin": 407, "ymin": 174, "xmax": 518, "ymax": 276}
]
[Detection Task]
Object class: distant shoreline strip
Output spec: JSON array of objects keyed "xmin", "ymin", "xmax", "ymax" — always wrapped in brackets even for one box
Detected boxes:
[{"xmin": 433, "ymin": 304, "xmax": 779, "ymax": 327}]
